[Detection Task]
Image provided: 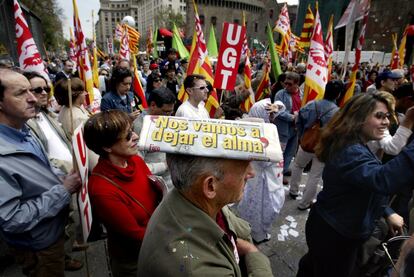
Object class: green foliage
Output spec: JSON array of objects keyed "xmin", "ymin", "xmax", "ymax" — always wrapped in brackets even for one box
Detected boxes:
[
  {"xmin": 154, "ymin": 6, "xmax": 185, "ymax": 30},
  {"xmin": 19, "ymin": 0, "xmax": 64, "ymax": 51}
]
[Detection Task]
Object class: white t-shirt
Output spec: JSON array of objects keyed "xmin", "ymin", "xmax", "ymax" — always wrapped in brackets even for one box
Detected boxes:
[{"xmin": 175, "ymin": 100, "xmax": 210, "ymax": 119}]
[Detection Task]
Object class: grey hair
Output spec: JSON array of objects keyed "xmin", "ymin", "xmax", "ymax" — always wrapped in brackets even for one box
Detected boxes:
[
  {"xmin": 166, "ymin": 153, "xmax": 225, "ymax": 191},
  {"xmin": 285, "ymin": 71, "xmax": 300, "ymax": 84}
]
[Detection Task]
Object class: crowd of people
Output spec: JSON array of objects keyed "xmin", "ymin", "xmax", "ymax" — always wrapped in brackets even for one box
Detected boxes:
[{"xmin": 1, "ymin": 47, "xmax": 414, "ymax": 277}]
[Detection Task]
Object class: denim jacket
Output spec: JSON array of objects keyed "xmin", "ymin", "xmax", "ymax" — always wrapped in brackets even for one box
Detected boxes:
[
  {"xmin": 100, "ymin": 91, "xmax": 135, "ymax": 113},
  {"xmin": 315, "ymin": 141, "xmax": 414, "ymax": 239},
  {"xmin": 296, "ymin": 99, "xmax": 339, "ymax": 139},
  {"xmin": 274, "ymin": 88, "xmax": 303, "ymax": 142}
]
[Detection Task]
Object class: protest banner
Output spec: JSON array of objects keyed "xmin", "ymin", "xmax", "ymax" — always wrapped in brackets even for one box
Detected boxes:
[
  {"xmin": 214, "ymin": 22, "xmax": 245, "ymax": 90},
  {"xmin": 72, "ymin": 125, "xmax": 92, "ymax": 242},
  {"xmin": 138, "ymin": 116, "xmax": 283, "ymax": 162}
]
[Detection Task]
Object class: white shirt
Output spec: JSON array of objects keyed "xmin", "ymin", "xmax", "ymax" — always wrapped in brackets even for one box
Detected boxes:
[
  {"xmin": 36, "ymin": 113, "xmax": 72, "ymax": 162},
  {"xmin": 175, "ymin": 100, "xmax": 210, "ymax": 119}
]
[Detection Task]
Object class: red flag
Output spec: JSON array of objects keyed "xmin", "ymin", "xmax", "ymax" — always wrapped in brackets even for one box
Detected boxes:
[
  {"xmin": 119, "ymin": 27, "xmax": 131, "ymax": 61},
  {"xmin": 302, "ymin": 6, "xmax": 328, "ymax": 106},
  {"xmin": 131, "ymin": 55, "xmax": 147, "ymax": 109},
  {"xmin": 14, "ymin": 0, "xmax": 49, "ymax": 81}
]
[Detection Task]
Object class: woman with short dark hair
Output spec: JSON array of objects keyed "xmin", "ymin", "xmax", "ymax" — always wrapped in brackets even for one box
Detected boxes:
[
  {"xmin": 100, "ymin": 67, "xmax": 140, "ymax": 119},
  {"xmin": 84, "ymin": 110, "xmax": 162, "ymax": 277}
]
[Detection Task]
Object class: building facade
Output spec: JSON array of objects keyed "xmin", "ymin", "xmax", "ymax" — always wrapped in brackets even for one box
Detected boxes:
[
  {"xmin": 296, "ymin": 0, "xmax": 414, "ymax": 55},
  {"xmin": 96, "ymin": 0, "xmax": 186, "ymax": 50},
  {"xmin": 184, "ymin": 0, "xmax": 297, "ymax": 50}
]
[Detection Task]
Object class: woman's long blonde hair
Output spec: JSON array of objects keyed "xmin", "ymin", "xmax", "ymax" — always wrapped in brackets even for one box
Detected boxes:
[{"xmin": 315, "ymin": 91, "xmax": 395, "ymax": 163}]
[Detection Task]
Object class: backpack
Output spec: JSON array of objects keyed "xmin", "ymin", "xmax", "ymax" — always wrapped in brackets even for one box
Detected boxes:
[{"xmin": 300, "ymin": 103, "xmax": 334, "ymax": 153}]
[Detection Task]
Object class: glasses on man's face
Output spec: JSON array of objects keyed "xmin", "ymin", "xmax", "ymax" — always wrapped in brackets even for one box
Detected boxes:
[
  {"xmin": 374, "ymin": 111, "xmax": 392, "ymax": 120},
  {"xmin": 284, "ymin": 82, "xmax": 294, "ymax": 87},
  {"xmin": 192, "ymin": 86, "xmax": 208, "ymax": 91},
  {"xmin": 30, "ymin": 87, "xmax": 51, "ymax": 94}
]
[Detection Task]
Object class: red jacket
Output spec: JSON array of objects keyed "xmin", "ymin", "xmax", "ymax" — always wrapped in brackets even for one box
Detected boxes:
[{"xmin": 88, "ymin": 155, "xmax": 161, "ymax": 258}]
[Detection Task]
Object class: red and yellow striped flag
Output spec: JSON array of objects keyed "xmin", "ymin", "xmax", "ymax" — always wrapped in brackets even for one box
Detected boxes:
[
  {"xmin": 298, "ymin": 4, "xmax": 315, "ymax": 49},
  {"xmin": 124, "ymin": 24, "xmax": 140, "ymax": 55},
  {"xmin": 398, "ymin": 25, "xmax": 409, "ymax": 68},
  {"xmin": 241, "ymin": 11, "xmax": 254, "ymax": 112},
  {"xmin": 255, "ymin": 58, "xmax": 271, "ymax": 102},
  {"xmin": 178, "ymin": 0, "xmax": 219, "ymax": 118}
]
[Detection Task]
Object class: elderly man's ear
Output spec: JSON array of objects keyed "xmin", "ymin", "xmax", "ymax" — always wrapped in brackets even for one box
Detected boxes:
[{"xmin": 202, "ymin": 175, "xmax": 217, "ymax": 200}]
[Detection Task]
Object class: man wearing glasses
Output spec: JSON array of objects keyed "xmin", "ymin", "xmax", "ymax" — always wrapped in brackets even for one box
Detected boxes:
[
  {"xmin": 175, "ymin": 74, "xmax": 210, "ymax": 119},
  {"xmin": 274, "ymin": 71, "xmax": 303, "ymax": 184}
]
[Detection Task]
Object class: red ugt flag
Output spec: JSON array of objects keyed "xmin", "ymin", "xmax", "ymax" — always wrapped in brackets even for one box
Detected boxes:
[{"xmin": 14, "ymin": 0, "xmax": 49, "ymax": 81}]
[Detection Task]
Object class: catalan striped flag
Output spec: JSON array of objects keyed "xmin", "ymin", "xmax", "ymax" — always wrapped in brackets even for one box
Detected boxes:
[
  {"xmin": 298, "ymin": 4, "xmax": 315, "ymax": 49},
  {"xmin": 73, "ymin": 0, "xmax": 93, "ymax": 105},
  {"xmin": 340, "ymin": 0, "xmax": 370, "ymax": 107},
  {"xmin": 241, "ymin": 11, "xmax": 254, "ymax": 112},
  {"xmin": 398, "ymin": 25, "xmax": 409, "ymax": 68},
  {"xmin": 124, "ymin": 24, "xmax": 140, "ymax": 55},
  {"xmin": 178, "ymin": 0, "xmax": 219, "ymax": 118},
  {"xmin": 255, "ymin": 57, "xmax": 271, "ymax": 102}
]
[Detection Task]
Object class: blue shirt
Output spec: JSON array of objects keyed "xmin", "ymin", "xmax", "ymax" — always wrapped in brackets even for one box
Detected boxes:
[{"xmin": 0, "ymin": 123, "xmax": 48, "ymax": 165}]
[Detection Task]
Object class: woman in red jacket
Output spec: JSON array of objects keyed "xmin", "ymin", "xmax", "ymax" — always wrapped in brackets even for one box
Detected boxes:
[{"xmin": 83, "ymin": 110, "xmax": 162, "ymax": 277}]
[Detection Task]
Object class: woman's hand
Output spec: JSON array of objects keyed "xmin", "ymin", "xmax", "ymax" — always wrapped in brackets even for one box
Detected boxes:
[{"xmin": 386, "ymin": 213, "xmax": 404, "ymax": 236}]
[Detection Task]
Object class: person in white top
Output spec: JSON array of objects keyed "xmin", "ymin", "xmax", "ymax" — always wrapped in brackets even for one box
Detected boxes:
[{"xmin": 175, "ymin": 74, "xmax": 210, "ymax": 119}]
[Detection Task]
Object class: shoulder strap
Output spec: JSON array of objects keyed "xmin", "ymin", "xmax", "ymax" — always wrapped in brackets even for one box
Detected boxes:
[{"xmin": 91, "ymin": 172, "xmax": 151, "ymax": 216}]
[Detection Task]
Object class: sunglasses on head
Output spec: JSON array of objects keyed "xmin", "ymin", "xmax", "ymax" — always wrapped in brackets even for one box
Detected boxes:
[
  {"xmin": 30, "ymin": 87, "xmax": 51, "ymax": 94},
  {"xmin": 374, "ymin": 111, "xmax": 392, "ymax": 120}
]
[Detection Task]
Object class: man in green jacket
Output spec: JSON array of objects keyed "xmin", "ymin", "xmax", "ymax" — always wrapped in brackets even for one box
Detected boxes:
[{"xmin": 138, "ymin": 153, "xmax": 273, "ymax": 276}]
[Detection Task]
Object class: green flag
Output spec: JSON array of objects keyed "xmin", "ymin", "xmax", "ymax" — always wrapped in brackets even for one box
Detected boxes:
[
  {"xmin": 172, "ymin": 23, "xmax": 189, "ymax": 59},
  {"xmin": 153, "ymin": 27, "xmax": 159, "ymax": 59},
  {"xmin": 266, "ymin": 23, "xmax": 282, "ymax": 81},
  {"xmin": 207, "ymin": 24, "xmax": 218, "ymax": 58}
]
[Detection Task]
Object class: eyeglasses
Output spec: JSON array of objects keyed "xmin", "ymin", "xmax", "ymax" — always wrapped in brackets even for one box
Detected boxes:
[
  {"xmin": 30, "ymin": 87, "xmax": 51, "ymax": 94},
  {"xmin": 284, "ymin": 82, "xmax": 294, "ymax": 87},
  {"xmin": 153, "ymin": 79, "xmax": 162, "ymax": 82},
  {"xmin": 192, "ymin": 86, "xmax": 208, "ymax": 91},
  {"xmin": 374, "ymin": 111, "xmax": 392, "ymax": 120},
  {"xmin": 124, "ymin": 129, "xmax": 134, "ymax": 141}
]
